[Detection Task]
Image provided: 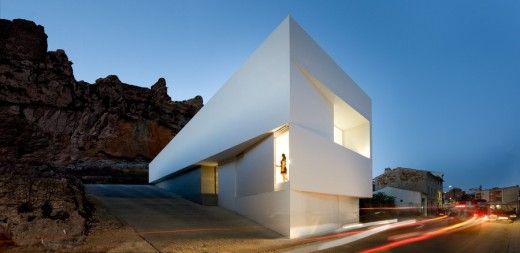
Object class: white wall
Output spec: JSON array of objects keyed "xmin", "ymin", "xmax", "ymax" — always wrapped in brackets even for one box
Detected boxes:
[
  {"xmin": 289, "ymin": 18, "xmax": 371, "ymax": 121},
  {"xmin": 151, "ymin": 17, "xmax": 373, "ymax": 239},
  {"xmin": 290, "ymin": 190, "xmax": 359, "ymax": 238},
  {"xmin": 288, "ymin": 22, "xmax": 372, "ymax": 198},
  {"xmin": 235, "ymin": 189, "xmax": 290, "ymax": 237},
  {"xmin": 290, "ymin": 190, "xmax": 338, "ymax": 237},
  {"xmin": 236, "ymin": 137, "xmax": 274, "ymax": 197},
  {"xmin": 294, "ymin": 64, "xmax": 371, "ymax": 159},
  {"xmin": 217, "ymin": 134, "xmax": 291, "ymax": 237},
  {"xmin": 218, "ymin": 159, "xmax": 236, "ymax": 211},
  {"xmin": 338, "ymin": 195, "xmax": 359, "ymax": 225},
  {"xmin": 290, "ymin": 124, "xmax": 372, "ymax": 198},
  {"xmin": 149, "ymin": 16, "xmax": 291, "ymax": 182},
  {"xmin": 289, "ymin": 62, "xmax": 333, "ymax": 140},
  {"xmin": 343, "ymin": 122, "xmax": 371, "ymax": 158}
]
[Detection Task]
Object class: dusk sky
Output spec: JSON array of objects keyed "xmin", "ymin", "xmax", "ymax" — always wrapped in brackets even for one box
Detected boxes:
[{"xmin": 2, "ymin": 0, "xmax": 519, "ymax": 191}]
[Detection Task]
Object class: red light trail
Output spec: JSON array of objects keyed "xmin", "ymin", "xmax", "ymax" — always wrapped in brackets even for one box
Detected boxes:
[{"xmin": 359, "ymin": 216, "xmax": 480, "ymax": 253}]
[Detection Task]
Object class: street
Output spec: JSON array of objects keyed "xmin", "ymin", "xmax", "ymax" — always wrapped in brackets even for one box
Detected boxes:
[
  {"xmin": 317, "ymin": 217, "xmax": 519, "ymax": 253},
  {"xmin": 86, "ymin": 185, "xmax": 519, "ymax": 253}
]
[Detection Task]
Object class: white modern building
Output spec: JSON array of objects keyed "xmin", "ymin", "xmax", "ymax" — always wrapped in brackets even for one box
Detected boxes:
[{"xmin": 149, "ymin": 17, "xmax": 372, "ymax": 238}]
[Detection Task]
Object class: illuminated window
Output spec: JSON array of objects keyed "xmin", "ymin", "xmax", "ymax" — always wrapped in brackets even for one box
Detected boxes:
[
  {"xmin": 274, "ymin": 126, "xmax": 289, "ymax": 184},
  {"xmin": 333, "ymin": 103, "xmax": 370, "ymax": 158},
  {"xmin": 295, "ymin": 63, "xmax": 370, "ymax": 158}
]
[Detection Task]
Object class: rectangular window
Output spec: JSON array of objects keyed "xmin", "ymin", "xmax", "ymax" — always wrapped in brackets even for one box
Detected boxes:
[
  {"xmin": 333, "ymin": 103, "xmax": 370, "ymax": 158},
  {"xmin": 274, "ymin": 126, "xmax": 289, "ymax": 184}
]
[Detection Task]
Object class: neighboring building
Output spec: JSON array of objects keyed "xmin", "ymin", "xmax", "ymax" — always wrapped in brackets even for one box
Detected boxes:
[
  {"xmin": 474, "ymin": 185, "xmax": 520, "ymax": 206},
  {"xmin": 373, "ymin": 167, "xmax": 443, "ymax": 214},
  {"xmin": 149, "ymin": 17, "xmax": 372, "ymax": 238},
  {"xmin": 375, "ymin": 186, "xmax": 425, "ymax": 215},
  {"xmin": 444, "ymin": 187, "xmax": 465, "ymax": 204}
]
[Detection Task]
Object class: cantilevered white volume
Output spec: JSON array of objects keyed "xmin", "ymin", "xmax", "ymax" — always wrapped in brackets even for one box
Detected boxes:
[{"xmin": 149, "ymin": 16, "xmax": 372, "ymax": 238}]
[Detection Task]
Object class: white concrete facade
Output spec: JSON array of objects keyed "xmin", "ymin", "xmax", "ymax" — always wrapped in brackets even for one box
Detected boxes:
[{"xmin": 149, "ymin": 17, "xmax": 372, "ymax": 238}]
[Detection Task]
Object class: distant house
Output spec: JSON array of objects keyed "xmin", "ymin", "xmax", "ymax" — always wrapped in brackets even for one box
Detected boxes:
[
  {"xmin": 474, "ymin": 185, "xmax": 520, "ymax": 206},
  {"xmin": 149, "ymin": 17, "xmax": 372, "ymax": 238},
  {"xmin": 375, "ymin": 186, "xmax": 425, "ymax": 215},
  {"xmin": 373, "ymin": 167, "xmax": 443, "ymax": 215},
  {"xmin": 444, "ymin": 187, "xmax": 466, "ymax": 204}
]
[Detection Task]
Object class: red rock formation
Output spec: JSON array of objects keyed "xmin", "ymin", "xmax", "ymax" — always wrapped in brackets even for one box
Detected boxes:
[
  {"xmin": 0, "ymin": 18, "xmax": 203, "ymax": 183},
  {"xmin": 0, "ymin": 18, "xmax": 203, "ymax": 249}
]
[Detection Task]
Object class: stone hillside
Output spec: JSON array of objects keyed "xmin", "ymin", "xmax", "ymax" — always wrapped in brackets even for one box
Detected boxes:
[
  {"xmin": 0, "ymin": 18, "xmax": 202, "ymax": 249},
  {"xmin": 0, "ymin": 18, "xmax": 203, "ymax": 183}
]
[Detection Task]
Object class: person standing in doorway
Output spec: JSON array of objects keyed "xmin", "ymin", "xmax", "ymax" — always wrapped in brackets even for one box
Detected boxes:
[{"xmin": 280, "ymin": 153, "xmax": 288, "ymax": 182}]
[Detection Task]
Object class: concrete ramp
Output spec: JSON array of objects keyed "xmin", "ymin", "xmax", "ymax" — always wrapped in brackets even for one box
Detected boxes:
[{"xmin": 85, "ymin": 184, "xmax": 284, "ymax": 252}]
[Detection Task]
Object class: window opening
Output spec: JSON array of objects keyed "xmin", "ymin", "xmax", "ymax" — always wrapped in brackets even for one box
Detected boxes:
[{"xmin": 274, "ymin": 126, "xmax": 289, "ymax": 184}]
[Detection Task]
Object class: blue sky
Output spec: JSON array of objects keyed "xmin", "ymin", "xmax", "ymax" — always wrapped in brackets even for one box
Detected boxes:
[{"xmin": 2, "ymin": 0, "xmax": 519, "ymax": 191}]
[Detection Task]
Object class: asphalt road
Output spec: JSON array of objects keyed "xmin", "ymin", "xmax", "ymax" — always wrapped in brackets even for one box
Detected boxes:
[{"xmin": 318, "ymin": 217, "xmax": 520, "ymax": 253}]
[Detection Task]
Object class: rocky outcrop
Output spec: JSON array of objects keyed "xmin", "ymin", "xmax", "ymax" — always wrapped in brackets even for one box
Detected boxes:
[
  {"xmin": 0, "ymin": 18, "xmax": 203, "ymax": 183},
  {"xmin": 0, "ymin": 18, "xmax": 48, "ymax": 62},
  {"xmin": 0, "ymin": 173, "xmax": 91, "ymax": 249},
  {"xmin": 0, "ymin": 18, "xmax": 203, "ymax": 249}
]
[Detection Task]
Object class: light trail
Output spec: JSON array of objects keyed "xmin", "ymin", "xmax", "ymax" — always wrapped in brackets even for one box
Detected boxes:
[
  {"xmin": 392, "ymin": 215, "xmax": 447, "ymax": 228},
  {"xmin": 359, "ymin": 216, "xmax": 481, "ymax": 253},
  {"xmin": 385, "ymin": 216, "xmax": 449, "ymax": 241},
  {"xmin": 299, "ymin": 231, "xmax": 363, "ymax": 242},
  {"xmin": 360, "ymin": 206, "xmax": 422, "ymax": 210},
  {"xmin": 285, "ymin": 220, "xmax": 417, "ymax": 253}
]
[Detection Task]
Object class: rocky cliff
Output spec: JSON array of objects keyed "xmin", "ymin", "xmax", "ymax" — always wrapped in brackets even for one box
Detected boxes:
[
  {"xmin": 0, "ymin": 18, "xmax": 203, "ymax": 183},
  {"xmin": 0, "ymin": 18, "xmax": 203, "ymax": 249}
]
